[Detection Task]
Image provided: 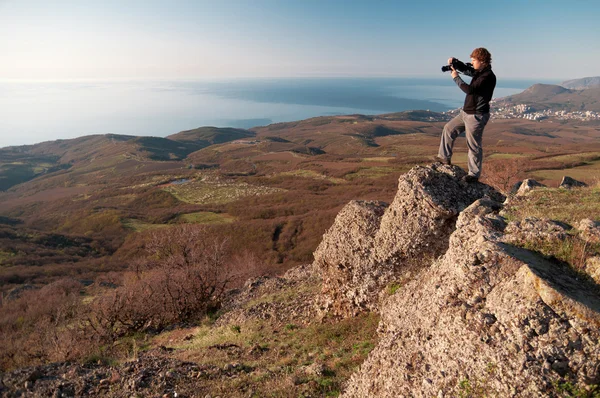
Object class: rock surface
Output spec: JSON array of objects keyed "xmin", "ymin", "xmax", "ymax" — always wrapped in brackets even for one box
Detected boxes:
[
  {"xmin": 341, "ymin": 198, "xmax": 600, "ymax": 397},
  {"xmin": 313, "ymin": 164, "xmax": 503, "ymax": 317}
]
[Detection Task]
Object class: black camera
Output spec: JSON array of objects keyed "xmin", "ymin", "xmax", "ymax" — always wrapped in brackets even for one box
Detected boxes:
[{"xmin": 441, "ymin": 58, "xmax": 473, "ymax": 73}]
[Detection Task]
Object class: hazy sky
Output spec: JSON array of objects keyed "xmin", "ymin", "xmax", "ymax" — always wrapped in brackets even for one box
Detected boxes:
[{"xmin": 1, "ymin": 0, "xmax": 598, "ymax": 80}]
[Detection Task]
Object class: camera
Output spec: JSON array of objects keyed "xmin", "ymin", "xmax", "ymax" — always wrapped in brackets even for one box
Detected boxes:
[{"xmin": 441, "ymin": 58, "xmax": 473, "ymax": 73}]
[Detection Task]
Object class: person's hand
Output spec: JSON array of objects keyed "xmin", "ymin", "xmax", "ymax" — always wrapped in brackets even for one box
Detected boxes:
[
  {"xmin": 448, "ymin": 57, "xmax": 454, "ymax": 65},
  {"xmin": 451, "ymin": 66, "xmax": 459, "ymax": 79}
]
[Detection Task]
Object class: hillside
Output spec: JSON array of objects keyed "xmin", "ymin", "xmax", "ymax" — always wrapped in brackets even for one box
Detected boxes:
[
  {"xmin": 1, "ymin": 164, "xmax": 598, "ymax": 397},
  {"xmin": 561, "ymin": 76, "xmax": 600, "ymax": 90},
  {"xmin": 167, "ymin": 126, "xmax": 256, "ymax": 148},
  {"xmin": 0, "ymin": 134, "xmax": 201, "ymax": 191}
]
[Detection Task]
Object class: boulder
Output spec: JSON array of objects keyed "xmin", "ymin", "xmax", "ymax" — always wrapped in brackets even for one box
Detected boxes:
[
  {"xmin": 511, "ymin": 178, "xmax": 546, "ymax": 197},
  {"xmin": 578, "ymin": 218, "xmax": 600, "ymax": 243},
  {"xmin": 342, "ymin": 199, "xmax": 600, "ymax": 397},
  {"xmin": 313, "ymin": 164, "xmax": 503, "ymax": 317},
  {"xmin": 559, "ymin": 176, "xmax": 587, "ymax": 189},
  {"xmin": 585, "ymin": 256, "xmax": 600, "ymax": 284}
]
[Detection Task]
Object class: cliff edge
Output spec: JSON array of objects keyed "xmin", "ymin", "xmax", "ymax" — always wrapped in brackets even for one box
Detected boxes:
[{"xmin": 314, "ymin": 164, "xmax": 600, "ymax": 397}]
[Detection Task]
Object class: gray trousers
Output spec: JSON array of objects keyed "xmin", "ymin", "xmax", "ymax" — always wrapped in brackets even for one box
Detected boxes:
[{"xmin": 438, "ymin": 110, "xmax": 490, "ymax": 178}]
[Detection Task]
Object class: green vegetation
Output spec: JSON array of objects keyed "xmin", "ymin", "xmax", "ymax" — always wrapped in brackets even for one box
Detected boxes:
[
  {"xmin": 458, "ymin": 378, "xmax": 473, "ymax": 398},
  {"xmin": 278, "ymin": 169, "xmax": 346, "ymax": 184},
  {"xmin": 345, "ymin": 166, "xmax": 398, "ymax": 180},
  {"xmin": 386, "ymin": 283, "xmax": 402, "ymax": 295},
  {"xmin": 487, "ymin": 153, "xmax": 528, "ymax": 159},
  {"xmin": 554, "ymin": 380, "xmax": 600, "ymax": 398},
  {"xmin": 361, "ymin": 157, "xmax": 395, "ymax": 162},
  {"xmin": 177, "ymin": 211, "xmax": 236, "ymax": 224},
  {"xmin": 503, "ymin": 187, "xmax": 600, "ymax": 226},
  {"xmin": 163, "ymin": 312, "xmax": 380, "ymax": 397},
  {"xmin": 121, "ymin": 218, "xmax": 170, "ymax": 231},
  {"xmin": 163, "ymin": 178, "xmax": 285, "ymax": 205},
  {"xmin": 503, "ymin": 187, "xmax": 600, "ymax": 275}
]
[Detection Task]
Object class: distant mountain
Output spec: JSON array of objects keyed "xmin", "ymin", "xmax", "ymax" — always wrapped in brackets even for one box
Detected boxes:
[
  {"xmin": 167, "ymin": 127, "xmax": 255, "ymax": 147},
  {"xmin": 494, "ymin": 83, "xmax": 600, "ymax": 112},
  {"xmin": 560, "ymin": 76, "xmax": 600, "ymax": 90}
]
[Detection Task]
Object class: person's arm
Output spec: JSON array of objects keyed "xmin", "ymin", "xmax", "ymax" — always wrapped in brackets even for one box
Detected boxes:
[{"xmin": 454, "ymin": 71, "xmax": 492, "ymax": 95}]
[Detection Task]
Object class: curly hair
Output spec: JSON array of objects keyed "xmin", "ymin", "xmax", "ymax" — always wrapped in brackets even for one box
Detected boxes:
[{"xmin": 470, "ymin": 48, "xmax": 492, "ymax": 65}]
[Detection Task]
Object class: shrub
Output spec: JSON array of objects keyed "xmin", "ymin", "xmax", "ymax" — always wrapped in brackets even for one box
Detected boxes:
[
  {"xmin": 481, "ymin": 158, "xmax": 525, "ymax": 194},
  {"xmin": 88, "ymin": 225, "xmax": 237, "ymax": 339}
]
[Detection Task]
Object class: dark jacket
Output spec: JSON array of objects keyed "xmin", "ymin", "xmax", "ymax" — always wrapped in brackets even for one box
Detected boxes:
[{"xmin": 452, "ymin": 61, "xmax": 496, "ymax": 115}]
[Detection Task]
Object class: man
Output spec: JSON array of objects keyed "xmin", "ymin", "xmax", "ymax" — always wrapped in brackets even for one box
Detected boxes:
[{"xmin": 436, "ymin": 47, "xmax": 496, "ymax": 183}]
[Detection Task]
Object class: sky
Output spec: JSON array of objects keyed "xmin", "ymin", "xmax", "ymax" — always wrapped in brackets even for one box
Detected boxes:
[{"xmin": 1, "ymin": 0, "xmax": 599, "ymax": 81}]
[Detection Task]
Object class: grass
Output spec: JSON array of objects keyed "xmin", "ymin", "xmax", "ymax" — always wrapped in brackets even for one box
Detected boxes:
[
  {"xmin": 554, "ymin": 380, "xmax": 600, "ymax": 398},
  {"xmin": 163, "ymin": 177, "xmax": 285, "ymax": 205},
  {"xmin": 503, "ymin": 187, "xmax": 600, "ymax": 226},
  {"xmin": 159, "ymin": 313, "xmax": 379, "ymax": 397},
  {"xmin": 487, "ymin": 153, "xmax": 529, "ymax": 159},
  {"xmin": 531, "ymin": 164, "xmax": 600, "ymax": 184},
  {"xmin": 0, "ymin": 250, "xmax": 16, "ymax": 265},
  {"xmin": 361, "ymin": 157, "xmax": 396, "ymax": 162},
  {"xmin": 344, "ymin": 166, "xmax": 398, "ymax": 180},
  {"xmin": 121, "ymin": 218, "xmax": 170, "ymax": 232},
  {"xmin": 277, "ymin": 170, "xmax": 346, "ymax": 184},
  {"xmin": 503, "ymin": 186, "xmax": 600, "ymax": 276},
  {"xmin": 533, "ymin": 152, "xmax": 600, "ymax": 163},
  {"xmin": 149, "ymin": 276, "xmax": 380, "ymax": 398},
  {"xmin": 177, "ymin": 212, "xmax": 236, "ymax": 224}
]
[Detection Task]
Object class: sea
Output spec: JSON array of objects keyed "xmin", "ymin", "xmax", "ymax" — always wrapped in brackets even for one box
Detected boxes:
[{"xmin": 0, "ymin": 77, "xmax": 560, "ymax": 148}]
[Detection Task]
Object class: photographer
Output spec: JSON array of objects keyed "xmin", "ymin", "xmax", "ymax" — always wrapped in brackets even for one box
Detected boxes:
[{"xmin": 436, "ymin": 47, "xmax": 496, "ymax": 183}]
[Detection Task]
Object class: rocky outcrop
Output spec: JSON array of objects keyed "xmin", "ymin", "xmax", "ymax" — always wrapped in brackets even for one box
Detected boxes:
[
  {"xmin": 560, "ymin": 176, "xmax": 588, "ymax": 189},
  {"xmin": 342, "ymin": 198, "xmax": 600, "ymax": 397},
  {"xmin": 215, "ymin": 263, "xmax": 319, "ymax": 327},
  {"xmin": 0, "ymin": 348, "xmax": 215, "ymax": 398},
  {"xmin": 313, "ymin": 164, "xmax": 502, "ymax": 317},
  {"xmin": 503, "ymin": 218, "xmax": 571, "ymax": 243}
]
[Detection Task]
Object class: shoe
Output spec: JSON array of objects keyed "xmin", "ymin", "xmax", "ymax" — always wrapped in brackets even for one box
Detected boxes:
[
  {"xmin": 433, "ymin": 156, "xmax": 451, "ymax": 165},
  {"xmin": 463, "ymin": 175, "xmax": 479, "ymax": 183}
]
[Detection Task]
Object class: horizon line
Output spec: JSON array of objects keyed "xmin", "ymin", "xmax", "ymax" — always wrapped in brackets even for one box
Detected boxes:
[{"xmin": 0, "ymin": 75, "xmax": 567, "ymax": 83}]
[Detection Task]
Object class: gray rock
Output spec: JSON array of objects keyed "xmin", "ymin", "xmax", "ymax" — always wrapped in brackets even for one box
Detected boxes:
[
  {"xmin": 314, "ymin": 164, "xmax": 503, "ymax": 317},
  {"xmin": 342, "ymin": 199, "xmax": 600, "ymax": 397}
]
